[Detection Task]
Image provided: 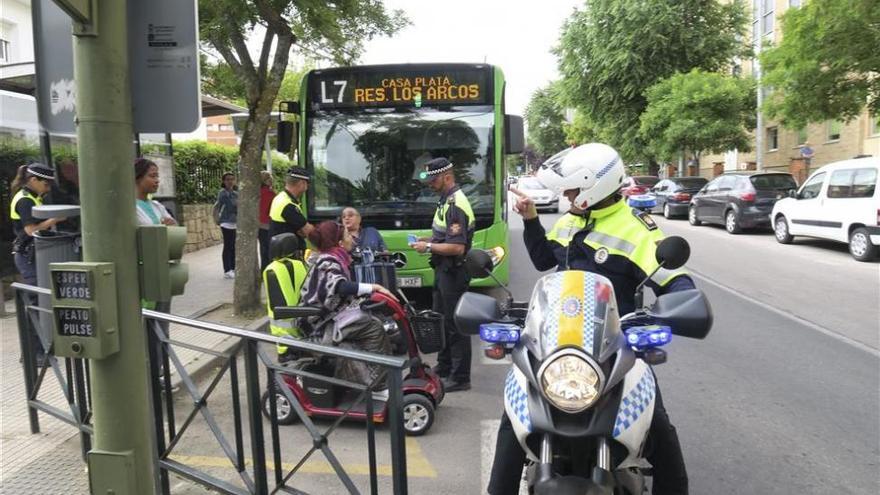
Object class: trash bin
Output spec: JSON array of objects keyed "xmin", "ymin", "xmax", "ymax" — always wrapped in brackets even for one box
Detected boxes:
[{"xmin": 32, "ymin": 205, "xmax": 82, "ymax": 348}]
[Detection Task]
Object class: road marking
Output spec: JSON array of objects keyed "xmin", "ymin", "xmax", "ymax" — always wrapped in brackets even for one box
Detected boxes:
[
  {"xmin": 172, "ymin": 437, "xmax": 437, "ymax": 478},
  {"xmin": 690, "ymin": 269, "xmax": 880, "ymax": 357}
]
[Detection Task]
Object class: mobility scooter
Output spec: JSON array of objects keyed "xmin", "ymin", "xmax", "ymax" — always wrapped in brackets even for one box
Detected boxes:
[{"xmin": 261, "ymin": 284, "xmax": 446, "ymax": 436}]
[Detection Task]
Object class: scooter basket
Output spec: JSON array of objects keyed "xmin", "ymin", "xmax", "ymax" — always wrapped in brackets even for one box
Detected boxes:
[{"xmin": 410, "ymin": 311, "xmax": 446, "ymax": 354}]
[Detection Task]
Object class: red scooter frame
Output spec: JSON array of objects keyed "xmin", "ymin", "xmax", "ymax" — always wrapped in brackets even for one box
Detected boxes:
[{"xmin": 262, "ymin": 291, "xmax": 445, "ymax": 436}]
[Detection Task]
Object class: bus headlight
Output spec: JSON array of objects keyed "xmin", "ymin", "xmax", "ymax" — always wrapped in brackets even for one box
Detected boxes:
[
  {"xmin": 487, "ymin": 246, "xmax": 506, "ymax": 267},
  {"xmin": 539, "ymin": 354, "xmax": 601, "ymax": 413}
]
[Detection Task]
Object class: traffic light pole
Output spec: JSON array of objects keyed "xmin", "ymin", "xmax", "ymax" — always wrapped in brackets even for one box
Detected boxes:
[{"xmin": 71, "ymin": 0, "xmax": 158, "ymax": 492}]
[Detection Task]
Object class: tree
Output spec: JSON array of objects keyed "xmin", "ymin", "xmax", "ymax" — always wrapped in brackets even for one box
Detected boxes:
[
  {"xmin": 555, "ymin": 0, "xmax": 749, "ymax": 169},
  {"xmin": 524, "ymin": 83, "xmax": 568, "ymax": 157},
  {"xmin": 199, "ymin": 0, "xmax": 407, "ymax": 313},
  {"xmin": 563, "ymin": 110, "xmax": 599, "ymax": 147},
  {"xmin": 760, "ymin": 0, "xmax": 880, "ymax": 128},
  {"xmin": 640, "ymin": 69, "xmax": 756, "ymax": 163}
]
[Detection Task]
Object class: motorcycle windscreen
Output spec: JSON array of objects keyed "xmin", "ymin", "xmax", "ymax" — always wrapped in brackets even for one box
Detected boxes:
[{"xmin": 523, "ymin": 271, "xmax": 621, "ymax": 360}]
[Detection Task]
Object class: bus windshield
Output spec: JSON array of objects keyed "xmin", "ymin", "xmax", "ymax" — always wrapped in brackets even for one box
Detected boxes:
[{"xmin": 306, "ymin": 106, "xmax": 495, "ymax": 224}]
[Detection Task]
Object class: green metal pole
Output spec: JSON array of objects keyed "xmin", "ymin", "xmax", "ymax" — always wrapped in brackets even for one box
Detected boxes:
[{"xmin": 72, "ymin": 1, "xmax": 158, "ymax": 493}]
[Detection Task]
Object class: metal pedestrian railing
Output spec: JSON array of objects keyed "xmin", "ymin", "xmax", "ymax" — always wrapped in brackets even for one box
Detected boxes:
[
  {"xmin": 12, "ymin": 282, "xmax": 93, "ymax": 460},
  {"xmin": 12, "ymin": 282, "xmax": 412, "ymax": 495}
]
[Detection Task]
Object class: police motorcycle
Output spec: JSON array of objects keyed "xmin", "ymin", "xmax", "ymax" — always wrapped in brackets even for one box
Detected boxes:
[{"xmin": 454, "ymin": 237, "xmax": 712, "ymax": 494}]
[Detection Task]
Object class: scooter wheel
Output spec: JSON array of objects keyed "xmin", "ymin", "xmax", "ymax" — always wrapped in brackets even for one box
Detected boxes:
[
  {"xmin": 261, "ymin": 390, "xmax": 298, "ymax": 425},
  {"xmin": 402, "ymin": 394, "xmax": 435, "ymax": 436}
]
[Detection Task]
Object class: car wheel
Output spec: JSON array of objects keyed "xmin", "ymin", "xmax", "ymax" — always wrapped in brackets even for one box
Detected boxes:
[
  {"xmin": 663, "ymin": 203, "xmax": 672, "ymax": 219},
  {"xmin": 849, "ymin": 227, "xmax": 878, "ymax": 261},
  {"xmin": 725, "ymin": 210, "xmax": 742, "ymax": 234},
  {"xmin": 688, "ymin": 206, "xmax": 702, "ymax": 226},
  {"xmin": 774, "ymin": 215, "xmax": 793, "ymax": 244},
  {"xmin": 261, "ymin": 390, "xmax": 298, "ymax": 425},
  {"xmin": 402, "ymin": 394, "xmax": 435, "ymax": 436}
]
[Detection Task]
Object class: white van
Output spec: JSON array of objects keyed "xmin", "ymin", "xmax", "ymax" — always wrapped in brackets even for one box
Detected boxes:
[{"xmin": 771, "ymin": 157, "xmax": 880, "ymax": 261}]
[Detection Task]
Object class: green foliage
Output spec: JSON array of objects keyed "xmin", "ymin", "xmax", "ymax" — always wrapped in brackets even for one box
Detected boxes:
[
  {"xmin": 171, "ymin": 141, "xmax": 240, "ymax": 203},
  {"xmin": 525, "ymin": 83, "xmax": 568, "ymax": 157},
  {"xmin": 555, "ymin": 0, "xmax": 749, "ymax": 162},
  {"xmin": 640, "ymin": 69, "xmax": 756, "ymax": 161},
  {"xmin": 761, "ymin": 0, "xmax": 880, "ymax": 128},
  {"xmin": 563, "ymin": 110, "xmax": 599, "ymax": 146}
]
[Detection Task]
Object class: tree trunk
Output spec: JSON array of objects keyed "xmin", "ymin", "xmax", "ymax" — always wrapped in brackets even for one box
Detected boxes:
[{"xmin": 232, "ymin": 105, "xmax": 273, "ymax": 314}]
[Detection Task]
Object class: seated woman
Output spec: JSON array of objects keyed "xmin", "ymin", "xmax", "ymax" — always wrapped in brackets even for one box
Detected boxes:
[
  {"xmin": 341, "ymin": 207, "xmax": 386, "ymax": 253},
  {"xmin": 299, "ymin": 221, "xmax": 395, "ymax": 390}
]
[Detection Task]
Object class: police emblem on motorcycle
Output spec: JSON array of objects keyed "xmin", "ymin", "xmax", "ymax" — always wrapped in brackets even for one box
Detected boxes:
[
  {"xmin": 594, "ymin": 247, "xmax": 609, "ymax": 264},
  {"xmin": 562, "ymin": 296, "xmax": 581, "ymax": 317}
]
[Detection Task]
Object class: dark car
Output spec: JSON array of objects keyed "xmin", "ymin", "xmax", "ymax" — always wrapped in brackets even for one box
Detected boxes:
[
  {"xmin": 621, "ymin": 176, "xmax": 660, "ymax": 197},
  {"xmin": 651, "ymin": 177, "xmax": 708, "ymax": 218},
  {"xmin": 689, "ymin": 172, "xmax": 798, "ymax": 234}
]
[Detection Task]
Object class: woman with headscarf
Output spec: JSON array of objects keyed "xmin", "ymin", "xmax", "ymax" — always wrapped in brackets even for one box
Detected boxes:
[{"xmin": 299, "ymin": 220, "xmax": 395, "ymax": 389}]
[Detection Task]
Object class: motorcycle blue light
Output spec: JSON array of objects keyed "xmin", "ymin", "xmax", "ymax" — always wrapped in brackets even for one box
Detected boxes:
[
  {"xmin": 624, "ymin": 325, "xmax": 672, "ymax": 350},
  {"xmin": 479, "ymin": 323, "xmax": 522, "ymax": 344}
]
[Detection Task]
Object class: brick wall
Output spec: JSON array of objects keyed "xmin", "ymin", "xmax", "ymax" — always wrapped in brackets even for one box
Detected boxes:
[{"xmin": 182, "ymin": 204, "xmax": 222, "ymax": 253}]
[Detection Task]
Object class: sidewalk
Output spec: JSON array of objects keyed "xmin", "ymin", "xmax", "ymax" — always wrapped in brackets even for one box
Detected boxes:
[{"xmin": 0, "ymin": 244, "xmax": 262, "ymax": 493}]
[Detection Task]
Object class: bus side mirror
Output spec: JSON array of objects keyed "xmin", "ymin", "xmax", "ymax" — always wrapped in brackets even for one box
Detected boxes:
[
  {"xmin": 277, "ymin": 121, "xmax": 296, "ymax": 153},
  {"xmin": 505, "ymin": 114, "xmax": 524, "ymax": 155}
]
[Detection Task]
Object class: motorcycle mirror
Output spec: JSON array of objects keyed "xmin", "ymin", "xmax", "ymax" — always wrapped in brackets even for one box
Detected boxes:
[
  {"xmin": 648, "ymin": 289, "xmax": 713, "ymax": 339},
  {"xmin": 465, "ymin": 249, "xmax": 494, "ymax": 278},
  {"xmin": 655, "ymin": 236, "xmax": 690, "ymax": 270}
]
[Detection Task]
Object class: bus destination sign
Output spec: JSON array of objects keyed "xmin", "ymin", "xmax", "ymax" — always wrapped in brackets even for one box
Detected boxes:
[
  {"xmin": 53, "ymin": 270, "xmax": 93, "ymax": 300},
  {"xmin": 309, "ymin": 66, "xmax": 492, "ymax": 109},
  {"xmin": 55, "ymin": 307, "xmax": 95, "ymax": 337}
]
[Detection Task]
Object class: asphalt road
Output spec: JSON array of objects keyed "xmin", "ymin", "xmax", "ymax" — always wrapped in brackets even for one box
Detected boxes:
[{"xmin": 177, "ymin": 204, "xmax": 879, "ymax": 494}]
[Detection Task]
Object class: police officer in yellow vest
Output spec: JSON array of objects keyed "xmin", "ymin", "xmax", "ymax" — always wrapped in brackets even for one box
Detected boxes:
[
  {"xmin": 269, "ymin": 167, "xmax": 314, "ymax": 244},
  {"xmin": 410, "ymin": 157, "xmax": 475, "ymax": 392},
  {"xmin": 10, "ymin": 163, "xmax": 66, "ymax": 287},
  {"xmin": 489, "ymin": 143, "xmax": 692, "ymax": 494},
  {"xmin": 263, "ymin": 233, "xmax": 308, "ymax": 363}
]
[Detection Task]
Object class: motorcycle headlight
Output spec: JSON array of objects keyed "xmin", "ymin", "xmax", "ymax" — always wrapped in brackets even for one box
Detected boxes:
[{"xmin": 539, "ymin": 353, "xmax": 601, "ymax": 413}]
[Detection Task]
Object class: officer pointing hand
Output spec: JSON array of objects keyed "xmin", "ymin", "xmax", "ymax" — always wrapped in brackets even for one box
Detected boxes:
[{"xmin": 509, "ymin": 186, "xmax": 538, "ymax": 220}]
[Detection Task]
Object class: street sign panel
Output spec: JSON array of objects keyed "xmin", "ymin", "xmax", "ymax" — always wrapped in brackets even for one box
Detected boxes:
[
  {"xmin": 32, "ymin": 0, "xmax": 201, "ymax": 134},
  {"xmin": 32, "ymin": 0, "xmax": 76, "ymax": 135},
  {"xmin": 128, "ymin": 0, "xmax": 202, "ymax": 132}
]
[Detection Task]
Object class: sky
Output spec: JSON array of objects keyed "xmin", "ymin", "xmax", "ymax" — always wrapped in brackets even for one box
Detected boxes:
[{"xmin": 354, "ymin": 0, "xmax": 583, "ymax": 117}]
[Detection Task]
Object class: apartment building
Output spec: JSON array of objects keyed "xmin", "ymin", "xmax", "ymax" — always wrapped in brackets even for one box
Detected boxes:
[{"xmin": 697, "ymin": 0, "xmax": 880, "ymax": 183}]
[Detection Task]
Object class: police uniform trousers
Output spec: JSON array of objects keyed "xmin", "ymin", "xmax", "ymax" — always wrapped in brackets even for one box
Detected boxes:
[
  {"xmin": 433, "ymin": 266, "xmax": 471, "ymax": 383},
  {"xmin": 487, "ymin": 375, "xmax": 688, "ymax": 495}
]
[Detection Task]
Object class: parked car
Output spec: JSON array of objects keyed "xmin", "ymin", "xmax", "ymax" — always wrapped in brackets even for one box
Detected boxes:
[
  {"xmin": 518, "ymin": 176, "xmax": 559, "ymax": 213},
  {"xmin": 621, "ymin": 176, "xmax": 660, "ymax": 197},
  {"xmin": 651, "ymin": 177, "xmax": 709, "ymax": 218},
  {"xmin": 689, "ymin": 172, "xmax": 798, "ymax": 234},
  {"xmin": 771, "ymin": 157, "xmax": 880, "ymax": 261}
]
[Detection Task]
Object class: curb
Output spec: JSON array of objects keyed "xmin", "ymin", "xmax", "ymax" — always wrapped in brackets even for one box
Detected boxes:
[{"xmin": 168, "ymin": 304, "xmax": 270, "ymax": 391}]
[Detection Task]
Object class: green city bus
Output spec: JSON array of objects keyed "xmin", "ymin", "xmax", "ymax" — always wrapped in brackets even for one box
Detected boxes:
[{"xmin": 291, "ymin": 63, "xmax": 523, "ymax": 288}]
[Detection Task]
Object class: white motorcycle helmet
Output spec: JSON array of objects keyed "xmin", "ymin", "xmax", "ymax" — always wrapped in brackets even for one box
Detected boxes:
[{"xmin": 536, "ymin": 143, "xmax": 625, "ymax": 210}]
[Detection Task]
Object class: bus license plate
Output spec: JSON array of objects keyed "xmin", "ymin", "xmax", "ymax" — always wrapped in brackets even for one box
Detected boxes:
[{"xmin": 397, "ymin": 277, "xmax": 422, "ymax": 288}]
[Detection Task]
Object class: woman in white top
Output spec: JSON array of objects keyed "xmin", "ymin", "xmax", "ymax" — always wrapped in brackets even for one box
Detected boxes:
[{"xmin": 134, "ymin": 157, "xmax": 176, "ymax": 226}]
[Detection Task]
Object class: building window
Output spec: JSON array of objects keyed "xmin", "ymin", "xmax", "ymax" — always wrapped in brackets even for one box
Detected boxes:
[
  {"xmin": 0, "ymin": 39, "xmax": 10, "ymax": 63},
  {"xmin": 767, "ymin": 127, "xmax": 779, "ymax": 151},
  {"xmin": 219, "ymin": 124, "xmax": 233, "ymax": 132},
  {"xmin": 872, "ymin": 115, "xmax": 880, "ymax": 136},
  {"xmin": 826, "ymin": 120, "xmax": 842, "ymax": 141},
  {"xmin": 796, "ymin": 127, "xmax": 808, "ymax": 145},
  {"xmin": 762, "ymin": 0, "xmax": 774, "ymax": 35}
]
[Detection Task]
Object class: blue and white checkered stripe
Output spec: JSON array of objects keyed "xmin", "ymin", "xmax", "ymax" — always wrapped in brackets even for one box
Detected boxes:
[
  {"xmin": 595, "ymin": 155, "xmax": 620, "ymax": 179},
  {"xmin": 504, "ymin": 369, "xmax": 531, "ymax": 432},
  {"xmin": 542, "ymin": 275, "xmax": 563, "ymax": 349},
  {"xmin": 581, "ymin": 273, "xmax": 596, "ymax": 351},
  {"xmin": 613, "ymin": 367, "xmax": 656, "ymax": 437}
]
